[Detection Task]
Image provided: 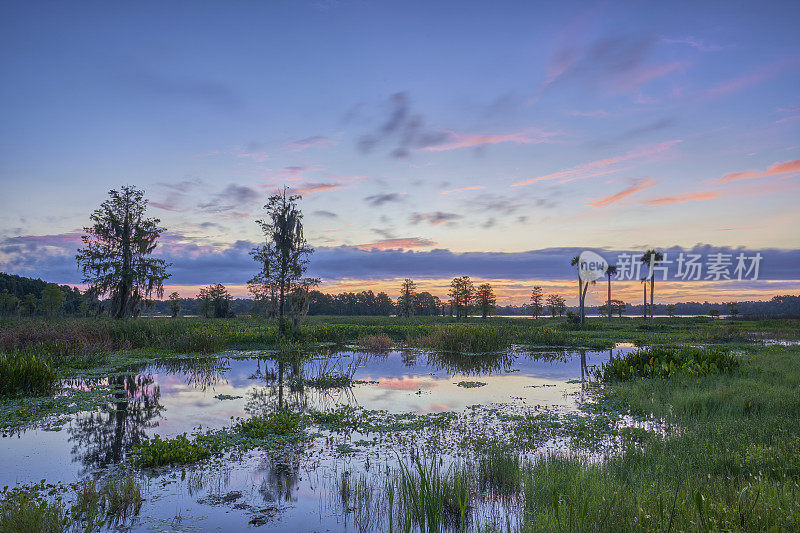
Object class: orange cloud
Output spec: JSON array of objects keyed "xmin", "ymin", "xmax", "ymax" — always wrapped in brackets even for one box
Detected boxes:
[
  {"xmin": 586, "ymin": 178, "xmax": 657, "ymax": 208},
  {"xmin": 642, "ymin": 191, "xmax": 719, "ymax": 205},
  {"xmin": 512, "ymin": 140, "xmax": 681, "ymax": 187},
  {"xmin": 353, "ymin": 238, "xmax": 436, "ymax": 251},
  {"xmin": 718, "ymin": 159, "xmax": 800, "ymax": 183},
  {"xmin": 425, "ymin": 129, "xmax": 556, "ymax": 152},
  {"xmin": 441, "ymin": 185, "xmax": 486, "ymax": 195}
]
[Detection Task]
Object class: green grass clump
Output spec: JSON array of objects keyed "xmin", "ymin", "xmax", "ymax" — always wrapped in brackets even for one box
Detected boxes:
[
  {"xmin": 0, "ymin": 484, "xmax": 66, "ymax": 533},
  {"xmin": 99, "ymin": 474, "xmax": 143, "ymax": 521},
  {"xmin": 234, "ymin": 409, "xmax": 303, "ymax": 438},
  {"xmin": 599, "ymin": 346, "xmax": 739, "ymax": 381},
  {"xmin": 132, "ymin": 432, "xmax": 223, "ymax": 467},
  {"xmin": 412, "ymin": 324, "xmax": 510, "ymax": 353},
  {"xmin": 479, "ymin": 446, "xmax": 521, "ymax": 496},
  {"xmin": 0, "ymin": 351, "xmax": 58, "ymax": 397}
]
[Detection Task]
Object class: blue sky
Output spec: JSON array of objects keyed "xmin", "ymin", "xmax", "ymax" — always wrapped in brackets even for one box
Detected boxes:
[{"xmin": 1, "ymin": 0, "xmax": 799, "ymax": 302}]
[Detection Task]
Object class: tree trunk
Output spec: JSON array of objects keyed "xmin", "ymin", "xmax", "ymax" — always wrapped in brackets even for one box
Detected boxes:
[
  {"xmin": 581, "ymin": 282, "xmax": 588, "ymax": 324},
  {"xmin": 643, "ymin": 283, "xmax": 647, "ymax": 319},
  {"xmin": 650, "ymin": 278, "xmax": 655, "ymax": 325},
  {"xmin": 607, "ymin": 274, "xmax": 612, "ymax": 322},
  {"xmin": 278, "ymin": 283, "xmax": 285, "ymax": 336}
]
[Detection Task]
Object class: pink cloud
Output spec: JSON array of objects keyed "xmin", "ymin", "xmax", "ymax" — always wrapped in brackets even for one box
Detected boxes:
[
  {"xmin": 704, "ymin": 57, "xmax": 800, "ymax": 98},
  {"xmin": 441, "ymin": 185, "xmax": 486, "ymax": 195},
  {"xmin": 290, "ymin": 175, "xmax": 365, "ymax": 196},
  {"xmin": 512, "ymin": 140, "xmax": 681, "ymax": 187},
  {"xmin": 373, "ymin": 377, "xmax": 431, "ymax": 390},
  {"xmin": 424, "ymin": 129, "xmax": 557, "ymax": 152},
  {"xmin": 718, "ymin": 159, "xmax": 800, "ymax": 183},
  {"xmin": 586, "ymin": 178, "xmax": 657, "ymax": 207},
  {"xmin": 642, "ymin": 191, "xmax": 719, "ymax": 205},
  {"xmin": 354, "ymin": 238, "xmax": 436, "ymax": 251},
  {"xmin": 615, "ymin": 61, "xmax": 690, "ymax": 91}
]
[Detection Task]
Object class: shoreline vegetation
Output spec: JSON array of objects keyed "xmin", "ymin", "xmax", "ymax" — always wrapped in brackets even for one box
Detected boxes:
[{"xmin": 0, "ymin": 316, "xmax": 798, "ymax": 530}]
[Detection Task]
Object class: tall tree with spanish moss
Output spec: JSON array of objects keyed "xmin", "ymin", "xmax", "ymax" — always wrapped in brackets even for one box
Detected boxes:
[
  {"xmin": 530, "ymin": 286, "xmax": 544, "ymax": 318},
  {"xmin": 249, "ymin": 188, "xmax": 313, "ymax": 335},
  {"xmin": 397, "ymin": 279, "xmax": 417, "ymax": 317},
  {"xmin": 76, "ymin": 186, "xmax": 170, "ymax": 319}
]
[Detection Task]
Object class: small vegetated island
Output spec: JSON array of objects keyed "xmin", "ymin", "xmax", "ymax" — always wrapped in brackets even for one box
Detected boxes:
[{"xmin": 0, "ymin": 186, "xmax": 798, "ymax": 532}]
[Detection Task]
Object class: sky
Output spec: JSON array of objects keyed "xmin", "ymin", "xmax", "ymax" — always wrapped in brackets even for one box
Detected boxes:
[{"xmin": 1, "ymin": 0, "xmax": 799, "ymax": 305}]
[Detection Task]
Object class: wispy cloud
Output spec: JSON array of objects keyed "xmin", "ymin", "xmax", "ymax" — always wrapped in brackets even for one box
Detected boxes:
[
  {"xmin": 289, "ymin": 175, "xmax": 364, "ymax": 196},
  {"xmin": 661, "ymin": 36, "xmax": 724, "ymax": 52},
  {"xmin": 354, "ymin": 237, "xmax": 436, "ymax": 251},
  {"xmin": 423, "ymin": 129, "xmax": 557, "ymax": 152},
  {"xmin": 512, "ymin": 140, "xmax": 681, "ymax": 187},
  {"xmin": 718, "ymin": 159, "xmax": 800, "ymax": 183},
  {"xmin": 441, "ymin": 185, "xmax": 486, "ymax": 195},
  {"xmin": 364, "ymin": 193, "xmax": 404, "ymax": 206},
  {"xmin": 410, "ymin": 212, "xmax": 462, "ymax": 225},
  {"xmin": 282, "ymin": 135, "xmax": 336, "ymax": 152},
  {"xmin": 586, "ymin": 178, "xmax": 657, "ymax": 207},
  {"xmin": 568, "ymin": 109, "xmax": 611, "ymax": 118},
  {"xmin": 642, "ymin": 191, "xmax": 719, "ymax": 205},
  {"xmin": 535, "ymin": 35, "xmax": 689, "ymax": 99},
  {"xmin": 704, "ymin": 57, "xmax": 800, "ymax": 99}
]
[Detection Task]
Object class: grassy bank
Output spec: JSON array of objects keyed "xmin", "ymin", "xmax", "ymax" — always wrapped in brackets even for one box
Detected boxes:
[{"xmin": 1, "ymin": 315, "xmax": 793, "ymax": 363}]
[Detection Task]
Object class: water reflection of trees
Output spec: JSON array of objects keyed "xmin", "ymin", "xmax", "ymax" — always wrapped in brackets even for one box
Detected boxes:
[
  {"xmin": 258, "ymin": 456, "xmax": 300, "ymax": 504},
  {"xmin": 150, "ymin": 356, "xmax": 230, "ymax": 391},
  {"xmin": 425, "ymin": 352, "xmax": 517, "ymax": 375},
  {"xmin": 245, "ymin": 357, "xmax": 358, "ymax": 416},
  {"xmin": 67, "ymin": 374, "xmax": 164, "ymax": 474}
]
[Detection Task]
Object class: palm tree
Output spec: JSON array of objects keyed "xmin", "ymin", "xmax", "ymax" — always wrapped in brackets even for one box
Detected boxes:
[
  {"xmin": 640, "ymin": 277, "xmax": 648, "ymax": 319},
  {"xmin": 605, "ymin": 265, "xmax": 618, "ymax": 321},
  {"xmin": 569, "ymin": 255, "xmax": 583, "ymax": 324},
  {"xmin": 640, "ymin": 250, "xmax": 664, "ymax": 325}
]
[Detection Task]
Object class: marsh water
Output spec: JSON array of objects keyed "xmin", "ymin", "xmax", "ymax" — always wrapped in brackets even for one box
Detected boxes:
[{"xmin": 1, "ymin": 346, "xmax": 635, "ymax": 531}]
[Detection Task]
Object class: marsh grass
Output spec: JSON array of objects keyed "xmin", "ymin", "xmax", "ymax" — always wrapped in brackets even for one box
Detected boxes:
[
  {"xmin": 392, "ymin": 454, "xmax": 475, "ymax": 532},
  {"xmin": 478, "ymin": 447, "xmax": 521, "ymax": 496},
  {"xmin": 0, "ymin": 351, "xmax": 58, "ymax": 397},
  {"xmin": 356, "ymin": 332, "xmax": 393, "ymax": 353},
  {"xmin": 0, "ymin": 484, "xmax": 66, "ymax": 533},
  {"xmin": 411, "ymin": 325, "xmax": 511, "ymax": 353},
  {"xmin": 99, "ymin": 474, "xmax": 143, "ymax": 521}
]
